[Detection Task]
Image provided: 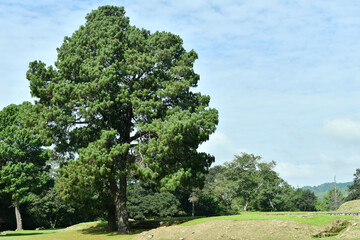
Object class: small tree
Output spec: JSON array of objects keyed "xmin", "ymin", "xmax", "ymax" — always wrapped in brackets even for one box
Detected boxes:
[
  {"xmin": 127, "ymin": 182, "xmax": 184, "ymax": 220},
  {"xmin": 0, "ymin": 103, "xmax": 49, "ymax": 230},
  {"xmin": 28, "ymin": 188, "xmax": 75, "ymax": 229},
  {"xmin": 188, "ymin": 190, "xmax": 200, "ymax": 217},
  {"xmin": 324, "ymin": 188, "xmax": 344, "ymax": 211}
]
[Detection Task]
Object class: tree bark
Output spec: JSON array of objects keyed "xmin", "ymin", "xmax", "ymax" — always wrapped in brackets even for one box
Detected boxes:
[
  {"xmin": 116, "ymin": 174, "xmax": 129, "ymax": 234},
  {"xmin": 243, "ymin": 199, "xmax": 249, "ymax": 212},
  {"xmin": 107, "ymin": 201, "xmax": 117, "ymax": 231},
  {"xmin": 14, "ymin": 199, "xmax": 23, "ymax": 231},
  {"xmin": 192, "ymin": 202, "xmax": 195, "ymax": 217},
  {"xmin": 268, "ymin": 197, "xmax": 275, "ymax": 211}
]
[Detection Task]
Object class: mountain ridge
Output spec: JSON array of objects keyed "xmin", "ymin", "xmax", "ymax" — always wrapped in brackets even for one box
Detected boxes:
[{"xmin": 301, "ymin": 181, "xmax": 352, "ymax": 199}]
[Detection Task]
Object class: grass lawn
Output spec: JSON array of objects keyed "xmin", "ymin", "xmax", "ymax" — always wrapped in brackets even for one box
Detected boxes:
[
  {"xmin": 0, "ymin": 222, "xmax": 135, "ymax": 240},
  {"xmin": 182, "ymin": 212, "xmax": 357, "ymax": 226},
  {"xmin": 1, "ymin": 213, "xmax": 359, "ymax": 240}
]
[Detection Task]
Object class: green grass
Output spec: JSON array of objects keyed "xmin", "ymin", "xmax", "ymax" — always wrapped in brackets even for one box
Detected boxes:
[
  {"xmin": 0, "ymin": 231, "xmax": 134, "ymax": 240},
  {"xmin": 71, "ymin": 221, "xmax": 102, "ymax": 227},
  {"xmin": 147, "ymin": 216, "xmax": 201, "ymax": 221},
  {"xmin": 0, "ymin": 222, "xmax": 135, "ymax": 240},
  {"xmin": 182, "ymin": 212, "xmax": 357, "ymax": 226},
  {"xmin": 1, "ymin": 213, "xmax": 359, "ymax": 240}
]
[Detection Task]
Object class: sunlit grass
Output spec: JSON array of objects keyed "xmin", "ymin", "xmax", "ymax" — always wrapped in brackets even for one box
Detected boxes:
[
  {"xmin": 0, "ymin": 222, "xmax": 135, "ymax": 240},
  {"xmin": 182, "ymin": 212, "xmax": 357, "ymax": 226}
]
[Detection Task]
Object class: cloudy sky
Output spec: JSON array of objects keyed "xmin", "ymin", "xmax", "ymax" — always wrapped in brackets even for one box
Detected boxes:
[{"xmin": 1, "ymin": 0, "xmax": 360, "ymax": 187}]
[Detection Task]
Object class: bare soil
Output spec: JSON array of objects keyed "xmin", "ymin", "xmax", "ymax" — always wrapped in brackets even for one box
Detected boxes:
[{"xmin": 132, "ymin": 219, "xmax": 322, "ymax": 240}]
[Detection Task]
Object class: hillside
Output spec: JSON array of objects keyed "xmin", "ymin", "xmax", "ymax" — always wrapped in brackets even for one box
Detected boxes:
[
  {"xmin": 338, "ymin": 200, "xmax": 360, "ymax": 211},
  {"xmin": 302, "ymin": 182, "xmax": 352, "ymax": 199}
]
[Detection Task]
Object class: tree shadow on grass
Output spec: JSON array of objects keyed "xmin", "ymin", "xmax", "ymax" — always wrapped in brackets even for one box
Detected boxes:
[
  {"xmin": 1, "ymin": 232, "xmax": 56, "ymax": 237},
  {"xmin": 81, "ymin": 224, "xmax": 114, "ymax": 236},
  {"xmin": 81, "ymin": 219, "xmax": 195, "ymax": 236},
  {"xmin": 81, "ymin": 221, "xmax": 158, "ymax": 236}
]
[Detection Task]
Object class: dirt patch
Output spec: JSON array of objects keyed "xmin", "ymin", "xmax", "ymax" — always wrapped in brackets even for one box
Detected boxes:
[
  {"xmin": 132, "ymin": 219, "xmax": 321, "ymax": 240},
  {"xmin": 312, "ymin": 219, "xmax": 348, "ymax": 238}
]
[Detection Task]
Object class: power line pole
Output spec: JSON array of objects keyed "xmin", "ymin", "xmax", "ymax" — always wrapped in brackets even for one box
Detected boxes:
[{"xmin": 334, "ymin": 175, "xmax": 338, "ymax": 209}]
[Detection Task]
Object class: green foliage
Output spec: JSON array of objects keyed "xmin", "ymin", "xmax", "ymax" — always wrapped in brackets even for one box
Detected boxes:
[
  {"xmin": 0, "ymin": 161, "xmax": 48, "ymax": 203},
  {"xmin": 293, "ymin": 189, "xmax": 317, "ymax": 211},
  {"xmin": 0, "ymin": 102, "xmax": 50, "ymax": 229},
  {"xmin": 204, "ymin": 153, "xmax": 293, "ymax": 212},
  {"xmin": 193, "ymin": 193, "xmax": 225, "ymax": 216},
  {"xmin": 28, "ymin": 188, "xmax": 77, "ymax": 228},
  {"xmin": 315, "ymin": 199, "xmax": 328, "ymax": 211},
  {"xmin": 127, "ymin": 182, "xmax": 184, "ymax": 220},
  {"xmin": 346, "ymin": 168, "xmax": 360, "ymax": 201},
  {"xmin": 323, "ymin": 188, "xmax": 345, "ymax": 211},
  {"xmin": 256, "ymin": 181, "xmax": 297, "ymax": 211},
  {"xmin": 27, "ymin": 5, "xmax": 218, "ymax": 232}
]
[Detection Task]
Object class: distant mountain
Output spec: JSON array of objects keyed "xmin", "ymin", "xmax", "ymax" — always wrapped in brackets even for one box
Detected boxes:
[{"xmin": 301, "ymin": 182, "xmax": 352, "ymax": 199}]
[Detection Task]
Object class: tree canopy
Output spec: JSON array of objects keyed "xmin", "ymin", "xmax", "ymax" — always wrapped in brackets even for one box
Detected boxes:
[
  {"xmin": 346, "ymin": 168, "xmax": 360, "ymax": 201},
  {"xmin": 0, "ymin": 102, "xmax": 50, "ymax": 230},
  {"xmin": 26, "ymin": 5, "xmax": 218, "ymax": 233}
]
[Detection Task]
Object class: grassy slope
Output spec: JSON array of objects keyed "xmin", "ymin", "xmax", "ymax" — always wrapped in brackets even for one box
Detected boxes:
[
  {"xmin": 182, "ymin": 213, "xmax": 356, "ymax": 226},
  {"xmin": 338, "ymin": 200, "xmax": 360, "ymax": 211},
  {"xmin": 1, "ymin": 213, "xmax": 359, "ymax": 240}
]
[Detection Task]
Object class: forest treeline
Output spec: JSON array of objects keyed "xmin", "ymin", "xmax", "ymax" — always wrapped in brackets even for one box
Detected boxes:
[{"xmin": 1, "ymin": 150, "xmax": 359, "ymax": 231}]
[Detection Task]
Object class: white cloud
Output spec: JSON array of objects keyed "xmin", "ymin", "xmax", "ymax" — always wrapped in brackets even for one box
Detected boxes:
[
  {"xmin": 198, "ymin": 131, "xmax": 247, "ymax": 166},
  {"xmin": 323, "ymin": 119, "xmax": 360, "ymax": 141},
  {"xmin": 276, "ymin": 153, "xmax": 356, "ymax": 187}
]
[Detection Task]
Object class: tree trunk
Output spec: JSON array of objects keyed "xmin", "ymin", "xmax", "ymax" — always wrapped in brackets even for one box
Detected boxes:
[
  {"xmin": 14, "ymin": 199, "xmax": 23, "ymax": 231},
  {"xmin": 107, "ymin": 201, "xmax": 117, "ymax": 231},
  {"xmin": 116, "ymin": 174, "xmax": 129, "ymax": 234},
  {"xmin": 243, "ymin": 199, "xmax": 249, "ymax": 212},
  {"xmin": 268, "ymin": 197, "xmax": 275, "ymax": 211},
  {"xmin": 192, "ymin": 202, "xmax": 195, "ymax": 217},
  {"xmin": 50, "ymin": 218, "xmax": 57, "ymax": 229}
]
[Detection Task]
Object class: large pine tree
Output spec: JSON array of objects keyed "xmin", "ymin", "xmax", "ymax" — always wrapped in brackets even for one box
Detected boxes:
[{"xmin": 27, "ymin": 6, "xmax": 218, "ymax": 233}]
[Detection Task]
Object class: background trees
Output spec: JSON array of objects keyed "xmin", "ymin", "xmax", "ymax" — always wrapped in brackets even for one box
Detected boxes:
[
  {"xmin": 127, "ymin": 182, "xmax": 184, "ymax": 220},
  {"xmin": 199, "ymin": 153, "xmax": 310, "ymax": 213},
  {"xmin": 346, "ymin": 168, "xmax": 360, "ymax": 201},
  {"xmin": 26, "ymin": 5, "xmax": 218, "ymax": 233},
  {"xmin": 0, "ymin": 102, "xmax": 50, "ymax": 230},
  {"xmin": 323, "ymin": 188, "xmax": 345, "ymax": 211},
  {"xmin": 293, "ymin": 189, "xmax": 317, "ymax": 211}
]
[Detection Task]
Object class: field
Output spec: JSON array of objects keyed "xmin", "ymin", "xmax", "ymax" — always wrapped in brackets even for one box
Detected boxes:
[{"xmin": 1, "ymin": 211, "xmax": 360, "ymax": 240}]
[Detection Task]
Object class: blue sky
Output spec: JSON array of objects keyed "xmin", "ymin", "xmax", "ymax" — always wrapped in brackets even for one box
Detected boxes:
[{"xmin": 1, "ymin": 0, "xmax": 360, "ymax": 187}]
